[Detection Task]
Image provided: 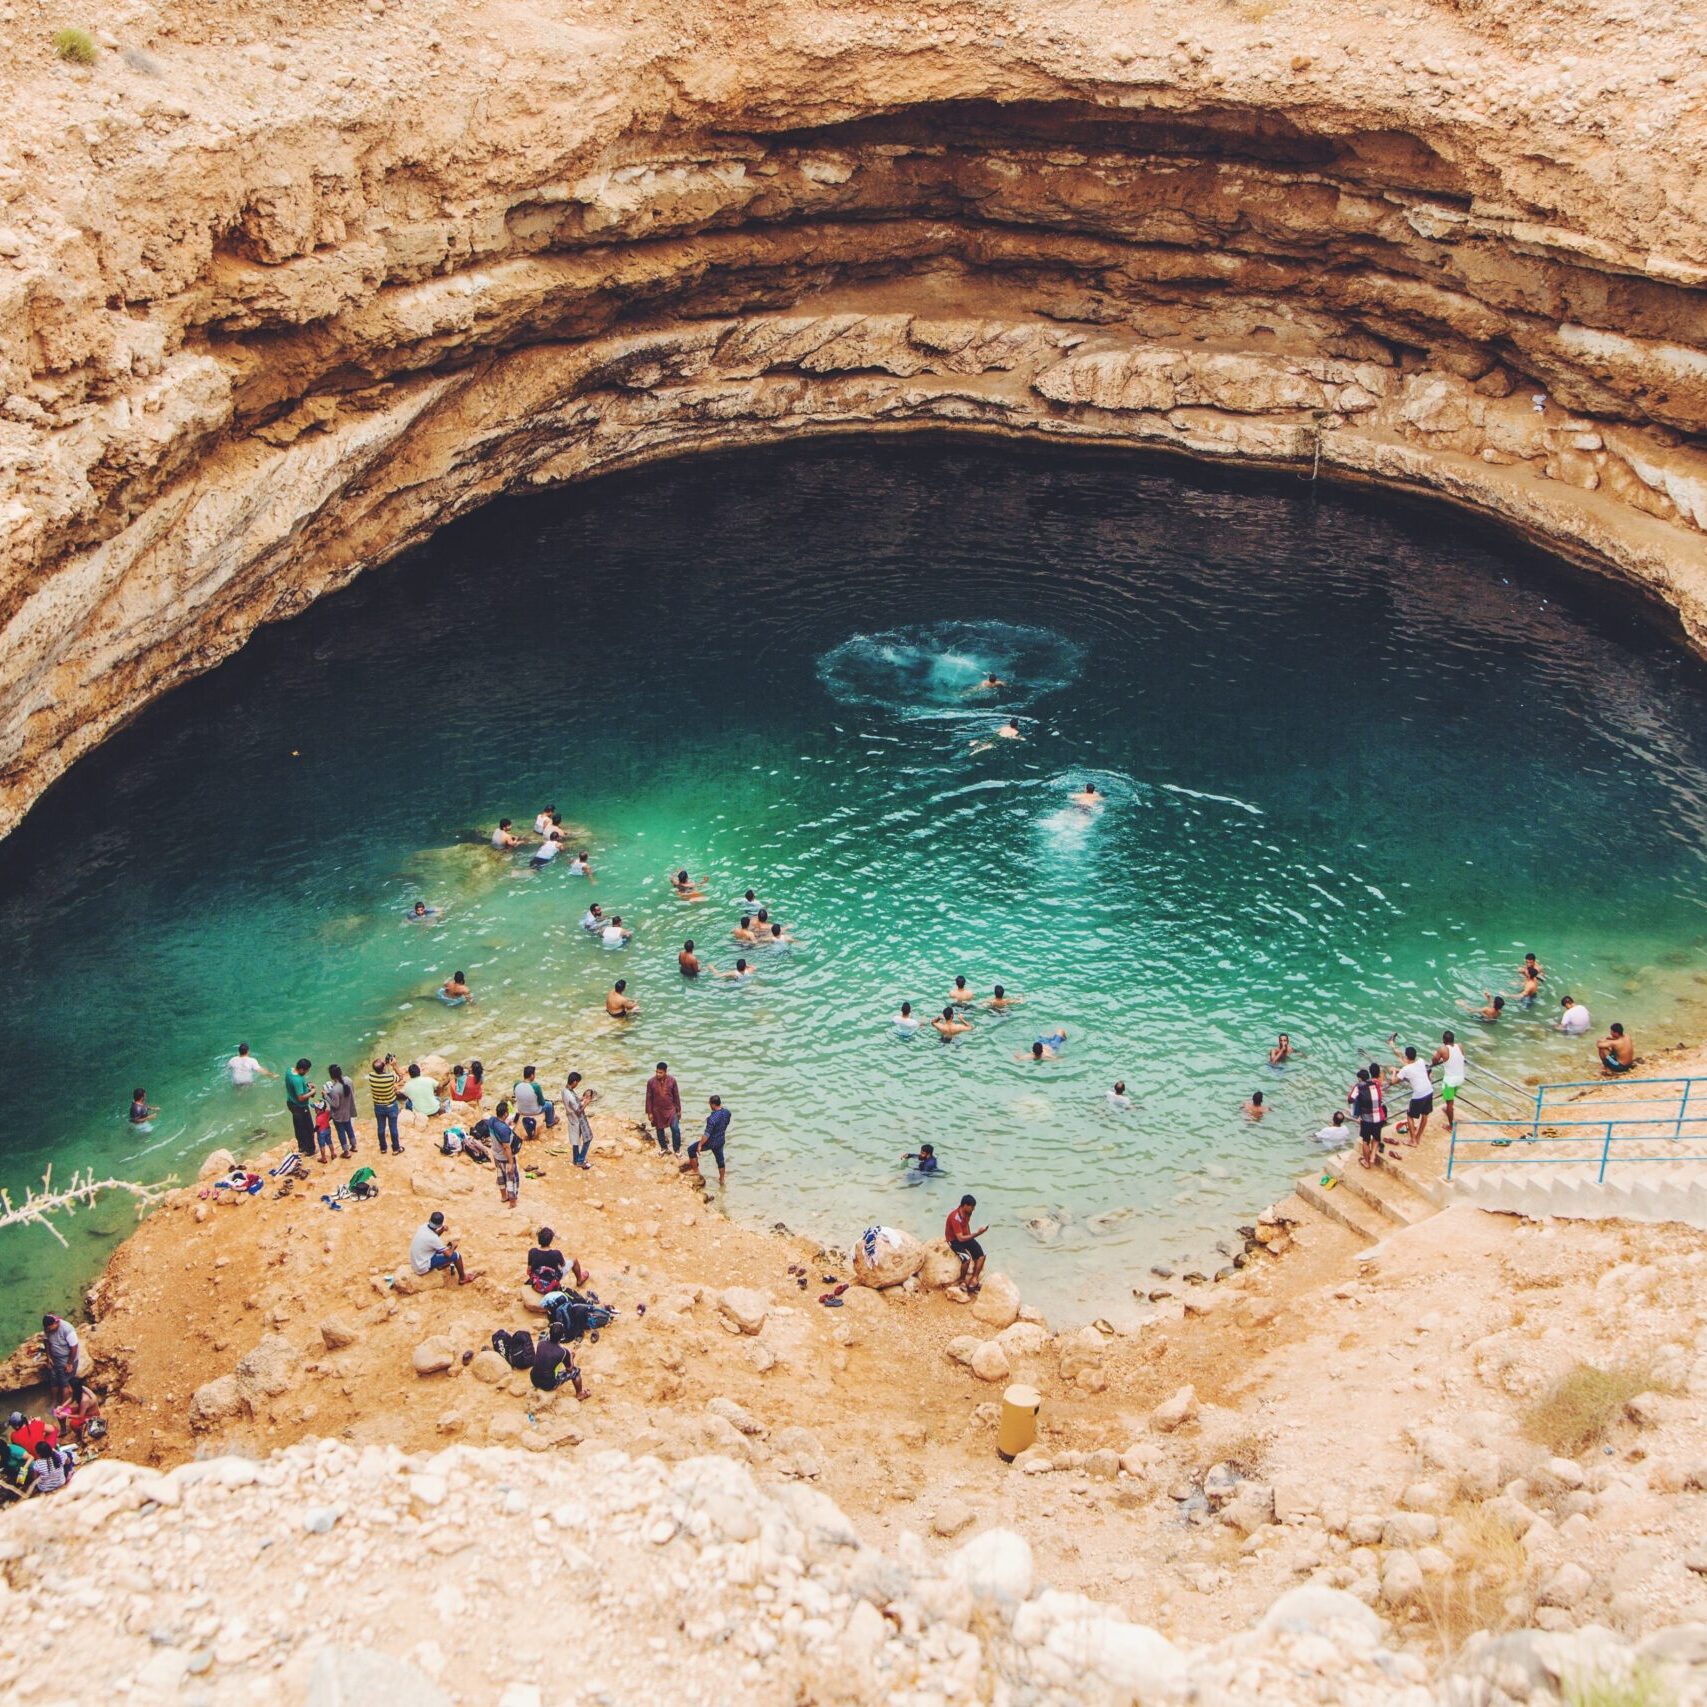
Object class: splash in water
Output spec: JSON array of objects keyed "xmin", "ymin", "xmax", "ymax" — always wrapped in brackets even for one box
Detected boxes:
[{"xmin": 816, "ymin": 621, "xmax": 1084, "ymax": 718}]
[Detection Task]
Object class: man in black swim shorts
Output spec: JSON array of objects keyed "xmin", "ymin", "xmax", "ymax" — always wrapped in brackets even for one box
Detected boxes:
[{"xmin": 945, "ymin": 1194, "xmax": 989, "ymax": 1292}]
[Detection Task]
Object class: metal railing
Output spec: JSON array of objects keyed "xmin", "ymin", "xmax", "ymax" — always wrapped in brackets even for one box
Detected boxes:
[{"xmin": 1446, "ymin": 1073, "xmax": 1707, "ymax": 1183}]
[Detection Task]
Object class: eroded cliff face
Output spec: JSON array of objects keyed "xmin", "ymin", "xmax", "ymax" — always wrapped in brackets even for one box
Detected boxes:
[{"xmin": 4, "ymin": 0, "xmax": 1707, "ymax": 833}]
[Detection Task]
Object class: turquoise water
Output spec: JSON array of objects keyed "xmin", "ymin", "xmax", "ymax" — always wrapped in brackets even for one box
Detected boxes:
[{"xmin": 3, "ymin": 441, "xmax": 1707, "ymax": 1342}]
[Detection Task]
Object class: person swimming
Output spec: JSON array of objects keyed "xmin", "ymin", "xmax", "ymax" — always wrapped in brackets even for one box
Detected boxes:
[
  {"xmin": 733, "ymin": 915, "xmax": 756, "ymax": 944},
  {"xmin": 601, "ymin": 915, "xmax": 632, "ymax": 948},
  {"xmin": 671, "ymin": 869, "xmax": 706, "ymax": 903},
  {"xmin": 894, "ymin": 1000, "xmax": 919, "ymax": 1032},
  {"xmin": 969, "ymin": 719, "xmax": 1023, "ymax": 753},
  {"xmin": 580, "ymin": 903, "xmax": 605, "ymax": 932},
  {"xmin": 679, "ymin": 941, "xmax": 701, "ymax": 978},
  {"xmin": 1460, "ymin": 990, "xmax": 1505, "ymax": 1023},
  {"xmin": 987, "ymin": 984, "xmax": 1023, "ymax": 1011},
  {"xmin": 1269, "ymin": 1032, "xmax": 1292, "ymax": 1066},
  {"xmin": 715, "ymin": 958, "xmax": 754, "ymax": 981},
  {"xmin": 441, "ymin": 970, "xmax": 472, "ymax": 1005},
  {"xmin": 405, "ymin": 899, "xmax": 440, "ymax": 921},
  {"xmin": 900, "ymin": 1142, "xmax": 941, "ymax": 1177},
  {"xmin": 1069, "ymin": 782, "xmax": 1103, "ymax": 809},
  {"xmin": 128, "ymin": 1087, "xmax": 157, "ymax": 1127},
  {"xmin": 948, "ymin": 975, "xmax": 975, "ymax": 1007},
  {"xmin": 567, "ymin": 851, "xmax": 593, "ymax": 877},
  {"xmin": 491, "ymin": 819, "xmax": 522, "ymax": 850},
  {"xmin": 605, "ymin": 979, "xmax": 638, "ymax": 1017},
  {"xmin": 1107, "ymin": 1080, "xmax": 1131, "ymax": 1109},
  {"xmin": 1244, "ymin": 1090, "xmax": 1267, "ymax": 1121},
  {"xmin": 933, "ymin": 1006, "xmax": 974, "ymax": 1038},
  {"xmin": 964, "ymin": 672, "xmax": 1008, "ymax": 697},
  {"xmin": 1020, "ymin": 1029, "xmax": 1067, "ymax": 1062},
  {"xmin": 766, "ymin": 921, "xmax": 797, "ymax": 946}
]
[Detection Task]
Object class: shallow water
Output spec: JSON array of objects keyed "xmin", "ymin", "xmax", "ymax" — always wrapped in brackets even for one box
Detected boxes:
[{"xmin": 3, "ymin": 441, "xmax": 1707, "ymax": 1344}]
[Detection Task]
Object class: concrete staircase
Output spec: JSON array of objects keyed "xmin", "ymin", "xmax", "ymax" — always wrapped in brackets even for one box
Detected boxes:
[
  {"xmin": 1294, "ymin": 1149, "xmax": 1444, "ymax": 1248},
  {"xmin": 1444, "ymin": 1161, "xmax": 1707, "ymax": 1227}
]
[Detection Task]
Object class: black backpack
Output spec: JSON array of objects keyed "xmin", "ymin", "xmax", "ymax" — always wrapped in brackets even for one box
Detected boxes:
[{"xmin": 491, "ymin": 1329, "xmax": 534, "ymax": 1370}]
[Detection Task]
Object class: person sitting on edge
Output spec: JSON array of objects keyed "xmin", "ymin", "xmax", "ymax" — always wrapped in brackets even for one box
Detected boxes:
[
  {"xmin": 442, "ymin": 970, "xmax": 472, "ymax": 1003},
  {"xmin": 128, "ymin": 1088, "xmax": 157, "ymax": 1126},
  {"xmin": 53, "ymin": 1387, "xmax": 105, "ymax": 1446},
  {"xmin": 531, "ymin": 1323, "xmax": 588, "ymax": 1399},
  {"xmin": 446, "ymin": 1060, "xmax": 485, "ymax": 1107},
  {"xmin": 900, "ymin": 1142, "xmax": 940, "ymax": 1174},
  {"xmin": 679, "ymin": 940, "xmax": 702, "ymax": 978},
  {"xmin": 948, "ymin": 975, "xmax": 976, "ymax": 1007},
  {"xmin": 606, "ymin": 979, "xmax": 639, "ymax": 1017},
  {"xmin": 684, "ymin": 1094, "xmax": 731, "ymax": 1185},
  {"xmin": 1244, "ymin": 1090, "xmax": 1267, "ymax": 1121},
  {"xmin": 601, "ymin": 914, "xmax": 632, "ymax": 948},
  {"xmin": 1107, "ymin": 1080, "xmax": 1131, "ymax": 1109},
  {"xmin": 1461, "ymin": 990, "xmax": 1505, "ymax": 1023},
  {"xmin": 512, "ymin": 1066, "xmax": 556, "ymax": 1136},
  {"xmin": 895, "ymin": 1001, "xmax": 919, "ymax": 1032},
  {"xmin": 228, "ymin": 1043, "xmax": 277, "ymax": 1086},
  {"xmin": 400, "ymin": 1062, "xmax": 441, "ymax": 1119},
  {"xmin": 1557, "ymin": 995, "xmax": 1592, "ymax": 1035},
  {"xmin": 1070, "ymin": 782, "xmax": 1103, "ymax": 809},
  {"xmin": 1314, "ymin": 1109, "xmax": 1352, "ymax": 1149},
  {"xmin": 733, "ymin": 915, "xmax": 757, "ymax": 944},
  {"xmin": 567, "ymin": 851, "xmax": 593, "ymax": 877},
  {"xmin": 1599, "ymin": 1022, "xmax": 1636, "ymax": 1075},
  {"xmin": 715, "ymin": 958, "xmax": 754, "ymax": 981},
  {"xmin": 1269, "ymin": 1033, "xmax": 1293, "ymax": 1066},
  {"xmin": 409, "ymin": 1211, "xmax": 477, "ymax": 1284},
  {"xmin": 581, "ymin": 903, "xmax": 606, "ymax": 932},
  {"xmin": 934, "ymin": 1006, "xmax": 974, "ymax": 1039},
  {"xmin": 528, "ymin": 1226, "xmax": 589, "ymax": 1291},
  {"xmin": 530, "ymin": 830, "xmax": 563, "ymax": 869},
  {"xmin": 406, "ymin": 900, "xmax": 439, "ymax": 922},
  {"xmin": 491, "ymin": 819, "xmax": 522, "ymax": 850},
  {"xmin": 671, "ymin": 869, "xmax": 706, "ymax": 902},
  {"xmin": 946, "ymin": 1195, "xmax": 988, "ymax": 1293},
  {"xmin": 987, "ymin": 984, "xmax": 1023, "ymax": 1011}
]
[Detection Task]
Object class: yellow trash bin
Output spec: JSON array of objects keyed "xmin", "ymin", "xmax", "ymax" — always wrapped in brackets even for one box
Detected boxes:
[{"xmin": 997, "ymin": 1383, "xmax": 1041, "ymax": 1461}]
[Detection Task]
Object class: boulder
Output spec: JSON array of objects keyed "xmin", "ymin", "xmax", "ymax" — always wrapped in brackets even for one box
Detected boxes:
[
  {"xmin": 197, "ymin": 1148, "xmax": 238, "ymax": 1182},
  {"xmin": 417, "ymin": 1054, "xmax": 452, "ymax": 1080},
  {"xmin": 1057, "ymin": 1325, "xmax": 1106, "ymax": 1383},
  {"xmin": 1260, "ymin": 1584, "xmax": 1385, "ymax": 1642},
  {"xmin": 1540, "ymin": 1561, "xmax": 1594, "ymax": 1609},
  {"xmin": 189, "ymin": 1374, "xmax": 245, "ymax": 1430},
  {"xmin": 1149, "ymin": 1384, "xmax": 1198, "ymax": 1433},
  {"xmin": 468, "ymin": 1350, "xmax": 509, "ymax": 1384},
  {"xmin": 1086, "ymin": 1448, "xmax": 1120, "ymax": 1482},
  {"xmin": 995, "ymin": 1321, "xmax": 1051, "ymax": 1359},
  {"xmin": 1380, "ymin": 1550, "xmax": 1424, "ymax": 1606},
  {"xmin": 851, "ymin": 1227, "xmax": 924, "ymax": 1289},
  {"xmin": 518, "ymin": 1287, "xmax": 547, "ymax": 1315},
  {"xmin": 707, "ymin": 1396, "xmax": 765, "ymax": 1437},
  {"xmin": 919, "ymin": 1240, "xmax": 965, "ymax": 1291},
  {"xmin": 412, "ymin": 1168, "xmax": 472, "ymax": 1198},
  {"xmin": 970, "ymin": 1341, "xmax": 1011, "ymax": 1383},
  {"xmin": 716, "ymin": 1287, "xmax": 769, "ymax": 1335},
  {"xmin": 319, "ymin": 1316, "xmax": 358, "ymax": 1351},
  {"xmin": 969, "ymin": 1273, "xmax": 1021, "ymax": 1330},
  {"xmin": 950, "ymin": 1528, "xmax": 1034, "ymax": 1609},
  {"xmin": 234, "ymin": 1334, "xmax": 299, "ymax": 1405},
  {"xmin": 944, "ymin": 1335, "xmax": 981, "ymax": 1367},
  {"xmin": 412, "ymin": 1336, "xmax": 457, "ymax": 1377}
]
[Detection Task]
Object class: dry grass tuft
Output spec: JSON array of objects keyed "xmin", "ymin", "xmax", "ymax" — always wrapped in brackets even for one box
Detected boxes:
[
  {"xmin": 1210, "ymin": 1427, "xmax": 1271, "ymax": 1477},
  {"xmin": 1563, "ymin": 1662, "xmax": 1675, "ymax": 1707},
  {"xmin": 52, "ymin": 26, "xmax": 97, "ymax": 63},
  {"xmin": 1419, "ymin": 1500, "xmax": 1527, "ymax": 1654},
  {"xmin": 1521, "ymin": 1359, "xmax": 1670, "ymax": 1457}
]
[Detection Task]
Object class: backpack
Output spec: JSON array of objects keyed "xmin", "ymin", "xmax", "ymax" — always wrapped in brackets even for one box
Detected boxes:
[
  {"xmin": 347, "ymin": 1167, "xmax": 378, "ymax": 1199},
  {"xmin": 461, "ymin": 1135, "xmax": 490, "ymax": 1164},
  {"xmin": 491, "ymin": 1329, "xmax": 534, "ymax": 1370},
  {"xmin": 545, "ymin": 1288, "xmax": 615, "ymax": 1344},
  {"xmin": 440, "ymin": 1127, "xmax": 465, "ymax": 1156}
]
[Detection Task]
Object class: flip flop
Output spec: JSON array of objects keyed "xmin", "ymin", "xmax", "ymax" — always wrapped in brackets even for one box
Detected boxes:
[
  {"xmin": 821, "ymin": 1275, "xmax": 838, "ymax": 1284},
  {"xmin": 831, "ymin": 1283, "xmax": 848, "ymax": 1296},
  {"xmin": 818, "ymin": 1295, "xmax": 844, "ymax": 1307}
]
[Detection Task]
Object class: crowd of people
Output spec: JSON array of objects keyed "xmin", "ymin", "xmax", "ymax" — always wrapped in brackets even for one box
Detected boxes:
[{"xmin": 5, "ymin": 1313, "xmax": 104, "ymax": 1498}]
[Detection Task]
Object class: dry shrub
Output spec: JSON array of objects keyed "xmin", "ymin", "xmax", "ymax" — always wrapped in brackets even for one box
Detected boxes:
[
  {"xmin": 1521, "ymin": 1359, "xmax": 1668, "ymax": 1457},
  {"xmin": 52, "ymin": 26, "xmax": 97, "ymax": 62},
  {"xmin": 1210, "ymin": 1427, "xmax": 1271, "ymax": 1476},
  {"xmin": 1420, "ymin": 1500, "xmax": 1526, "ymax": 1654},
  {"xmin": 1564, "ymin": 1663, "xmax": 1675, "ymax": 1707},
  {"xmin": 1237, "ymin": 0, "xmax": 1283, "ymax": 19}
]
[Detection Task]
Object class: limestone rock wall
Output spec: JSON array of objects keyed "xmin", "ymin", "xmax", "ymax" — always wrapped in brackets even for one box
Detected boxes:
[{"xmin": 2, "ymin": 0, "xmax": 1707, "ymax": 833}]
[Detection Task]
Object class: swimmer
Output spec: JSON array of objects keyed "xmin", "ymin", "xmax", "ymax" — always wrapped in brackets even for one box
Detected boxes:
[
  {"xmin": 933, "ymin": 1006, "xmax": 975, "ymax": 1039},
  {"xmin": 601, "ymin": 915, "xmax": 633, "ymax": 948},
  {"xmin": 406, "ymin": 899, "xmax": 440, "ymax": 922},
  {"xmin": 948, "ymin": 975, "xmax": 976, "ymax": 1007},
  {"xmin": 1269, "ymin": 1032, "xmax": 1293, "ymax": 1066},
  {"xmin": 1019, "ymin": 1028, "xmax": 1068, "ymax": 1062},
  {"xmin": 679, "ymin": 940, "xmax": 701, "ymax": 978},
  {"xmin": 580, "ymin": 903, "xmax": 605, "ymax": 932},
  {"xmin": 969, "ymin": 720, "xmax": 1023, "ymax": 753},
  {"xmin": 963, "ymin": 672, "xmax": 1008, "ymax": 697},
  {"xmin": 1244, "ymin": 1090, "xmax": 1267, "ymax": 1121},
  {"xmin": 534, "ymin": 805, "xmax": 558, "ymax": 838},
  {"xmin": 671, "ymin": 869, "xmax": 707, "ymax": 903},
  {"xmin": 128, "ymin": 1087, "xmax": 158, "ymax": 1125},
  {"xmin": 714, "ymin": 958, "xmax": 754, "ymax": 981},
  {"xmin": 894, "ymin": 1000, "xmax": 920, "ymax": 1032},
  {"xmin": 1517, "ymin": 952, "xmax": 1545, "ymax": 999},
  {"xmin": 442, "ymin": 970, "xmax": 472, "ymax": 1003},
  {"xmin": 1070, "ymin": 782, "xmax": 1103, "ymax": 810},
  {"xmin": 733, "ymin": 915, "xmax": 757, "ymax": 944},
  {"xmin": 1107, "ymin": 1080, "xmax": 1132, "ymax": 1110},
  {"xmin": 567, "ymin": 851, "xmax": 593, "ymax": 878},
  {"xmin": 1313, "ymin": 1110, "xmax": 1352, "ymax": 1150},
  {"xmin": 900, "ymin": 1143, "xmax": 941, "ymax": 1175},
  {"xmin": 530, "ymin": 831, "xmax": 563, "ymax": 869},
  {"xmin": 491, "ymin": 818, "xmax": 523, "ymax": 851},
  {"xmin": 986, "ymin": 984, "xmax": 1023, "ymax": 1011},
  {"xmin": 605, "ymin": 979, "xmax": 639, "ymax": 1018},
  {"xmin": 766, "ymin": 922, "xmax": 797, "ymax": 946},
  {"xmin": 1460, "ymin": 990, "xmax": 1505, "ymax": 1023}
]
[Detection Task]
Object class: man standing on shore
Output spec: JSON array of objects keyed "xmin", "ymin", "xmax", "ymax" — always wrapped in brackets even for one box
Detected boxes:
[
  {"xmin": 1432, "ymin": 1030, "xmax": 1467, "ymax": 1132},
  {"xmin": 685, "ymin": 1095, "xmax": 730, "ymax": 1185},
  {"xmin": 369, "ymin": 1055, "xmax": 402, "ymax": 1155},
  {"xmin": 285, "ymin": 1058, "xmax": 316, "ymax": 1157},
  {"xmin": 40, "ymin": 1314, "xmax": 81, "ymax": 1408},
  {"xmin": 563, "ymin": 1071, "xmax": 597, "ymax": 1170},
  {"xmin": 646, "ymin": 1061, "xmax": 682, "ymax": 1154}
]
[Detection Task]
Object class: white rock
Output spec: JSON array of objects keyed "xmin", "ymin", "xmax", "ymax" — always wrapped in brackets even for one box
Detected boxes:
[
  {"xmin": 1149, "ymin": 1384, "xmax": 1197, "ymax": 1432},
  {"xmin": 716, "ymin": 1288, "xmax": 769, "ymax": 1335},
  {"xmin": 949, "ymin": 1528, "xmax": 1034, "ymax": 1608},
  {"xmin": 970, "ymin": 1273, "xmax": 1021, "ymax": 1329},
  {"xmin": 1260, "ymin": 1584, "xmax": 1386, "ymax": 1641},
  {"xmin": 1380, "ymin": 1550, "xmax": 1424, "ymax": 1605},
  {"xmin": 1540, "ymin": 1561, "xmax": 1594, "ymax": 1608},
  {"xmin": 970, "ymin": 1340, "xmax": 1011, "ymax": 1383},
  {"xmin": 412, "ymin": 1336, "xmax": 457, "ymax": 1376},
  {"xmin": 306, "ymin": 1647, "xmax": 452, "ymax": 1707}
]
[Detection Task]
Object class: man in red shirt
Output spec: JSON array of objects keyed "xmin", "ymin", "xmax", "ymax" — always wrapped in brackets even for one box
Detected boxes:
[
  {"xmin": 945, "ymin": 1195, "xmax": 989, "ymax": 1294},
  {"xmin": 645, "ymin": 1061, "xmax": 683, "ymax": 1155}
]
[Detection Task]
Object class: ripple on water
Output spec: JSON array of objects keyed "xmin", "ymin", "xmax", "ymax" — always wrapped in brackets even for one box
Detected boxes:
[{"xmin": 816, "ymin": 620, "xmax": 1085, "ymax": 717}]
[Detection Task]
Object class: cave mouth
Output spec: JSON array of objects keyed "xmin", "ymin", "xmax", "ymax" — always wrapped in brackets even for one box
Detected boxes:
[{"xmin": 3, "ymin": 436, "xmax": 1706, "ymax": 1341}]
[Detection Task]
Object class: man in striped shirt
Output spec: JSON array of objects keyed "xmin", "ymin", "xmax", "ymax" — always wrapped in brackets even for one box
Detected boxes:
[{"xmin": 369, "ymin": 1054, "xmax": 402, "ymax": 1154}]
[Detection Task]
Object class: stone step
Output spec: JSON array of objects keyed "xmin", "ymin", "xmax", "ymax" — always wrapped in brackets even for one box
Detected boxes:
[
  {"xmin": 1330, "ymin": 1162, "xmax": 1428, "ymax": 1227},
  {"xmin": 1373, "ymin": 1148, "xmax": 1450, "ymax": 1208},
  {"xmin": 1294, "ymin": 1173, "xmax": 1383, "ymax": 1246}
]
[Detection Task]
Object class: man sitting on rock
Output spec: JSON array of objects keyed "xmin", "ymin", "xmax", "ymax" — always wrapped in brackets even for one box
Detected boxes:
[
  {"xmin": 409, "ymin": 1211, "xmax": 477, "ymax": 1285},
  {"xmin": 527, "ymin": 1226, "xmax": 588, "ymax": 1293},
  {"xmin": 530, "ymin": 1323, "xmax": 589, "ymax": 1401},
  {"xmin": 946, "ymin": 1195, "xmax": 989, "ymax": 1295}
]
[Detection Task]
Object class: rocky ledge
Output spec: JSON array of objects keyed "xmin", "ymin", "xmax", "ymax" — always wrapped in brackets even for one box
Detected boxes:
[{"xmin": 3, "ymin": 0, "xmax": 1707, "ymax": 832}]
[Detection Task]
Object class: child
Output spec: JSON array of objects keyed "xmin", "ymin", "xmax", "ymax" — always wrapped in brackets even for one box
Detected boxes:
[{"xmin": 314, "ymin": 1098, "xmax": 335, "ymax": 1162}]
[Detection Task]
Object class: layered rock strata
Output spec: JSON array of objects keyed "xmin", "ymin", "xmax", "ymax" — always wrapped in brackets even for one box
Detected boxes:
[{"xmin": 3, "ymin": 0, "xmax": 1707, "ymax": 832}]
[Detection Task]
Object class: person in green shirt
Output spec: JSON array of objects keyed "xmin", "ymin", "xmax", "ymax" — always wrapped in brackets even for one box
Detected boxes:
[{"xmin": 285, "ymin": 1058, "xmax": 316, "ymax": 1157}]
